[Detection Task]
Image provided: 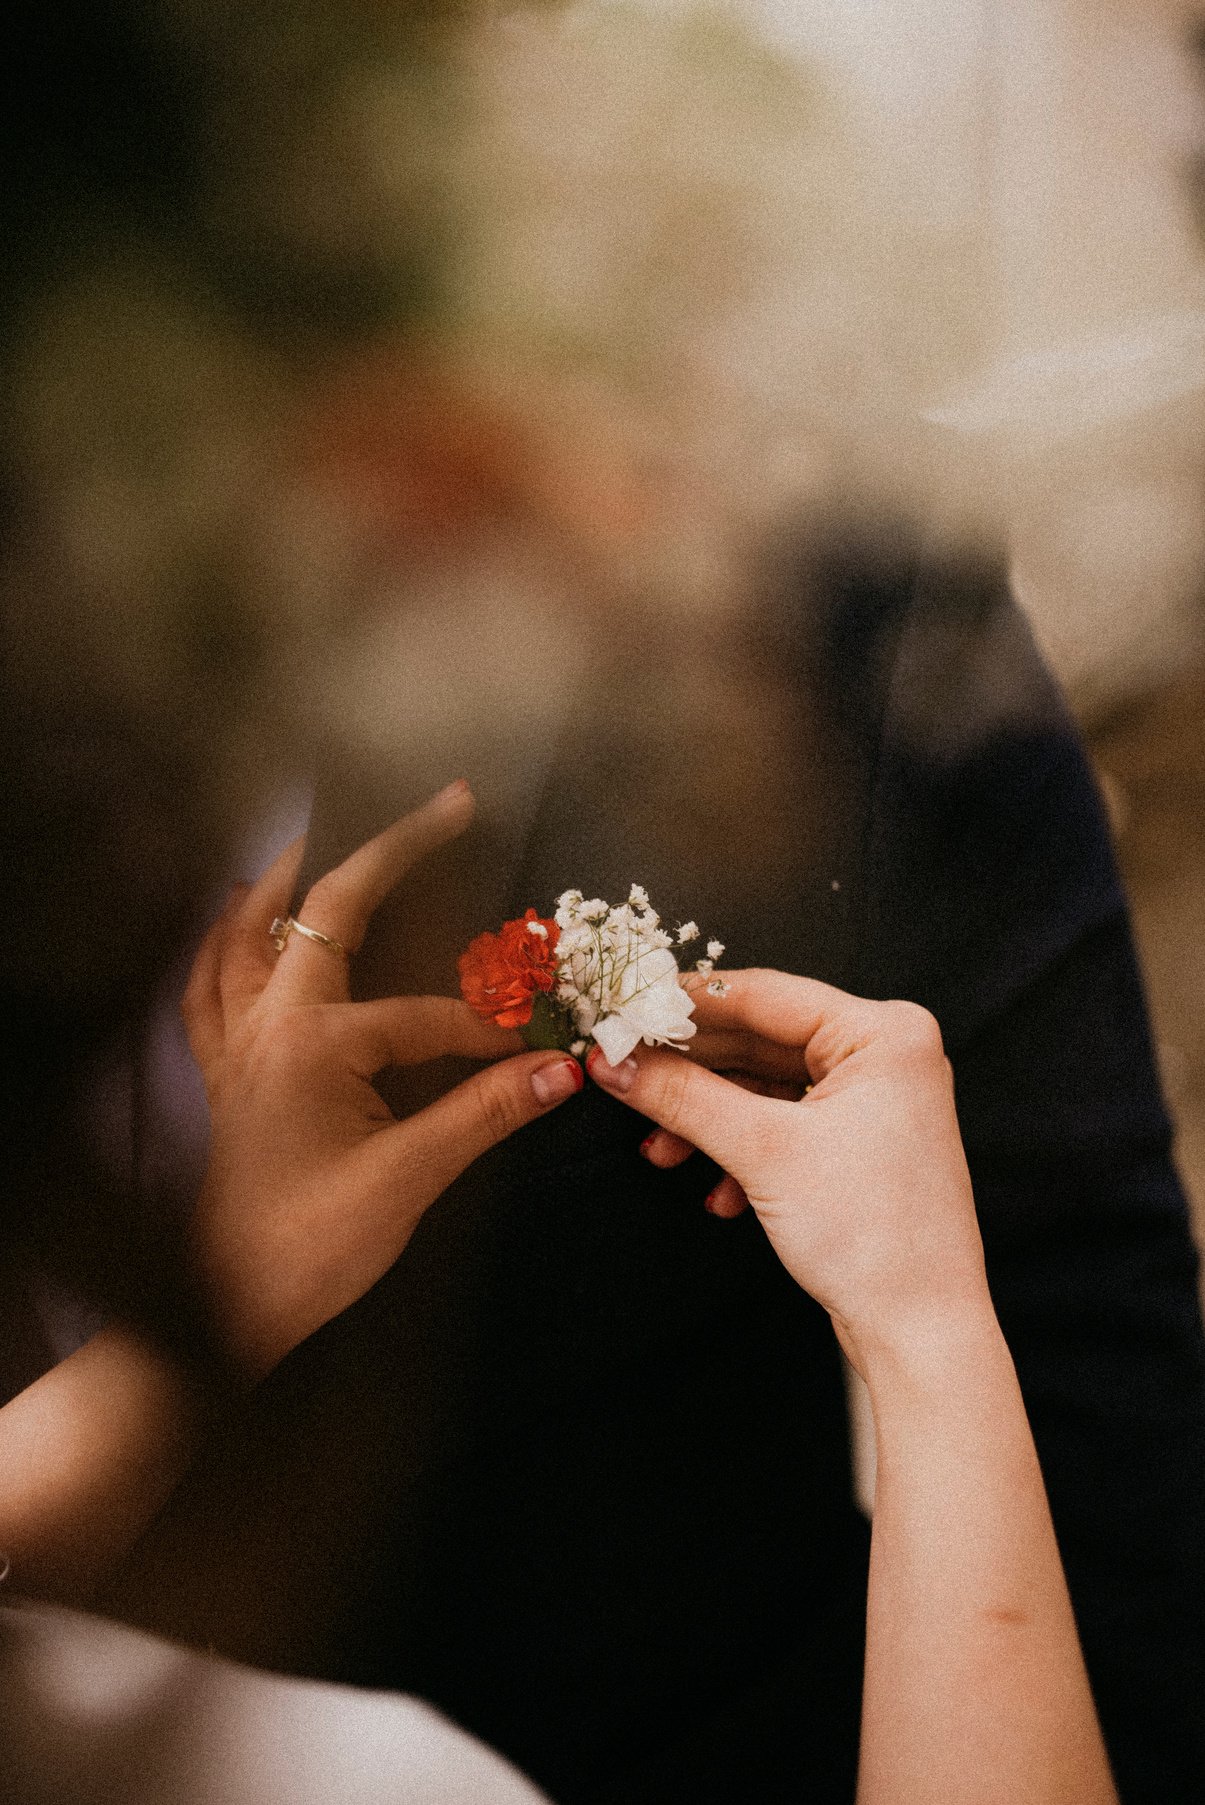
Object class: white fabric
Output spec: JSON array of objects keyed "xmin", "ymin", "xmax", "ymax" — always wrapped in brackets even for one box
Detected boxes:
[{"xmin": 1, "ymin": 1602, "xmax": 551, "ymax": 1805}]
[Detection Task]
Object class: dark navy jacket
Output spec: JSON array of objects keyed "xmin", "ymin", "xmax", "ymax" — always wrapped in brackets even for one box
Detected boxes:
[{"xmin": 108, "ymin": 524, "xmax": 1205, "ymax": 1805}]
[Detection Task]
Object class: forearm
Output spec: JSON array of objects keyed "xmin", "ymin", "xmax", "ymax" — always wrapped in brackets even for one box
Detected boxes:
[
  {"xmin": 856, "ymin": 1307, "xmax": 1117, "ymax": 1805},
  {"xmin": 0, "ymin": 1325, "xmax": 205, "ymax": 1599}
]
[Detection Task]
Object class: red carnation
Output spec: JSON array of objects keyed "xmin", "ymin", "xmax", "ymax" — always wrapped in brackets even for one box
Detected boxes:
[{"xmin": 458, "ymin": 908, "xmax": 561, "ymax": 1030}]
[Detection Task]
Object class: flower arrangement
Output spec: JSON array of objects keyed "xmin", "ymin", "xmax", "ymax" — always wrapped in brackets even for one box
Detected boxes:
[{"xmin": 459, "ymin": 886, "xmax": 727, "ymax": 1066}]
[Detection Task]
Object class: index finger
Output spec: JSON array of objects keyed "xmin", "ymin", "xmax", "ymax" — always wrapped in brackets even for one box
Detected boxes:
[
  {"xmin": 271, "ymin": 780, "xmax": 475, "ymax": 1004},
  {"xmin": 686, "ymin": 968, "xmax": 883, "ymax": 1085}
]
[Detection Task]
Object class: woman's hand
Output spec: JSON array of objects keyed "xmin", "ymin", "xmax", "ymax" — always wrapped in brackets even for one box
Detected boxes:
[
  {"xmin": 590, "ymin": 974, "xmax": 1120, "ymax": 1802},
  {"xmin": 586, "ymin": 969, "xmax": 988, "ymax": 1376},
  {"xmin": 183, "ymin": 781, "xmax": 583, "ymax": 1377}
]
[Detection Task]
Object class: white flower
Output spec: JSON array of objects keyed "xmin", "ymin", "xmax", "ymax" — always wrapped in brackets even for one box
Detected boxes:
[
  {"xmin": 707, "ymin": 939, "xmax": 725, "ymax": 960},
  {"xmin": 695, "ymin": 958, "xmax": 713, "ymax": 975},
  {"xmin": 549, "ymin": 885, "xmax": 700, "ymax": 1065},
  {"xmin": 707, "ymin": 977, "xmax": 729, "ymax": 996},
  {"xmin": 589, "ymin": 937, "xmax": 697, "ymax": 1066},
  {"xmin": 570, "ymin": 1039, "xmax": 587, "ymax": 1057},
  {"xmin": 527, "ymin": 920, "xmax": 548, "ymax": 938},
  {"xmin": 677, "ymin": 921, "xmax": 699, "ymax": 944},
  {"xmin": 555, "ymin": 919, "xmax": 591, "ymax": 954}
]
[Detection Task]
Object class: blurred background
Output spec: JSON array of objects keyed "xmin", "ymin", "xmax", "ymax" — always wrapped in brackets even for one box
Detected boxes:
[{"xmin": 2, "ymin": 0, "xmax": 1203, "ymax": 1277}]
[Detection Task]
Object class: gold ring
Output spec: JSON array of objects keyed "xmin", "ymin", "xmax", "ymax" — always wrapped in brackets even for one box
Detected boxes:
[{"xmin": 269, "ymin": 916, "xmax": 347, "ymax": 957}]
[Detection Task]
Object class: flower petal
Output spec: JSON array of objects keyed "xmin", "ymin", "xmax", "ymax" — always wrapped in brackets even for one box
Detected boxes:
[{"xmin": 592, "ymin": 1012, "xmax": 645, "ymax": 1065}]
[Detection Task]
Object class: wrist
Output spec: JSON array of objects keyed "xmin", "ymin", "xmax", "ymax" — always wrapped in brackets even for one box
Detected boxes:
[{"xmin": 837, "ymin": 1287, "xmax": 1010, "ymax": 1415}]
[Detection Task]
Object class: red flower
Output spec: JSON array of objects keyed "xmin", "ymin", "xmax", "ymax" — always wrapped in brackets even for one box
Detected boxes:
[{"xmin": 458, "ymin": 908, "xmax": 561, "ymax": 1029}]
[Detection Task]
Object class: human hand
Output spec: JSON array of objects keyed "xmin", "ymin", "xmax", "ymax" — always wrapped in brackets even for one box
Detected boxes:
[
  {"xmin": 586, "ymin": 971, "xmax": 989, "ymax": 1376},
  {"xmin": 182, "ymin": 781, "xmax": 583, "ymax": 1377}
]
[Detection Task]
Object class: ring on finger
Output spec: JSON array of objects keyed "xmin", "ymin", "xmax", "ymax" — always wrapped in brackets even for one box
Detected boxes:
[{"xmin": 269, "ymin": 915, "xmax": 347, "ymax": 958}]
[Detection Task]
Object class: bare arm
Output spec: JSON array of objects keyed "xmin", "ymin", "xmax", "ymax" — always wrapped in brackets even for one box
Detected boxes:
[
  {"xmin": 858, "ymin": 1313, "xmax": 1114, "ymax": 1804},
  {"xmin": 0, "ymin": 1326, "xmax": 202, "ymax": 1597},
  {"xmin": 587, "ymin": 971, "xmax": 1118, "ymax": 1805},
  {"xmin": 0, "ymin": 782, "xmax": 581, "ymax": 1600}
]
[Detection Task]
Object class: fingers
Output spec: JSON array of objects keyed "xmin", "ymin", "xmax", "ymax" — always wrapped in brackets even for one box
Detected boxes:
[
  {"xmin": 640, "ymin": 1127, "xmax": 695, "ymax": 1168},
  {"xmin": 640, "ymin": 1073, "xmax": 802, "ymax": 1170},
  {"xmin": 704, "ymin": 1175, "xmax": 750, "ymax": 1219},
  {"xmin": 219, "ymin": 837, "xmax": 308, "ymax": 1016},
  {"xmin": 328, "ymin": 996, "xmax": 522, "ymax": 1075},
  {"xmin": 271, "ymin": 781, "xmax": 475, "ymax": 1005},
  {"xmin": 181, "ymin": 887, "xmax": 247, "ymax": 1077},
  {"xmin": 357, "ymin": 1050, "xmax": 585, "ymax": 1204},
  {"xmin": 686, "ymin": 1027, "xmax": 809, "ymax": 1086},
  {"xmin": 687, "ymin": 970, "xmax": 938, "ymax": 1087},
  {"xmin": 585, "ymin": 1043, "xmax": 784, "ymax": 1182},
  {"xmin": 687, "ymin": 968, "xmax": 849, "ymax": 1036}
]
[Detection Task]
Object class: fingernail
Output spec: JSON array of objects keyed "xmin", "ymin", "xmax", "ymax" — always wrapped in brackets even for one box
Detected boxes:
[
  {"xmin": 433, "ymin": 778, "xmax": 472, "ymax": 807},
  {"xmin": 704, "ymin": 1187, "xmax": 722, "ymax": 1214},
  {"xmin": 586, "ymin": 1047, "xmax": 638, "ymax": 1093},
  {"xmin": 531, "ymin": 1058, "xmax": 584, "ymax": 1106},
  {"xmin": 639, "ymin": 1133, "xmax": 658, "ymax": 1160}
]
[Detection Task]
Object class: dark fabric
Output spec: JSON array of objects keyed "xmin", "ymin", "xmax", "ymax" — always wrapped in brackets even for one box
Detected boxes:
[
  {"xmin": 0, "ymin": 1268, "xmax": 55, "ymax": 1410},
  {"xmin": 106, "ymin": 523, "xmax": 1205, "ymax": 1805}
]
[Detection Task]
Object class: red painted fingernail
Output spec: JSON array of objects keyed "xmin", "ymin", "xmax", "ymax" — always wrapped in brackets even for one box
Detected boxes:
[
  {"xmin": 704, "ymin": 1187, "xmax": 722, "ymax": 1214},
  {"xmin": 640, "ymin": 1133, "xmax": 657, "ymax": 1159},
  {"xmin": 531, "ymin": 1058, "xmax": 584, "ymax": 1105}
]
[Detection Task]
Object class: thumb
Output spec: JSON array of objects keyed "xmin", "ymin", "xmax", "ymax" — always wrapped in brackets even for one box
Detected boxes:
[
  {"xmin": 586, "ymin": 1044, "xmax": 782, "ymax": 1182},
  {"xmin": 357, "ymin": 1050, "xmax": 584, "ymax": 1205}
]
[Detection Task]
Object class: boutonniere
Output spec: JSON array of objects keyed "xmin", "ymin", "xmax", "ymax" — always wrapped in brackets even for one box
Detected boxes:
[{"xmin": 459, "ymin": 886, "xmax": 727, "ymax": 1065}]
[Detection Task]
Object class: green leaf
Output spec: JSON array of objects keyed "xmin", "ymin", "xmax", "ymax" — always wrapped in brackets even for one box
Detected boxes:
[{"xmin": 520, "ymin": 990, "xmax": 576, "ymax": 1052}]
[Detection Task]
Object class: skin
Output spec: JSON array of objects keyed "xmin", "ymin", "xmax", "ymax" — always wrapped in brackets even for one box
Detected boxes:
[
  {"xmin": 0, "ymin": 839, "xmax": 1121, "ymax": 1802},
  {"xmin": 587, "ymin": 972, "xmax": 1119, "ymax": 1805},
  {"xmin": 0, "ymin": 781, "xmax": 583, "ymax": 1600}
]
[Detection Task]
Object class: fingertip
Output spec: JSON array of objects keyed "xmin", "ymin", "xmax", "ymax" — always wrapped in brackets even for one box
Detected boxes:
[
  {"xmin": 704, "ymin": 1176, "xmax": 748, "ymax": 1219},
  {"xmin": 399, "ymin": 779, "xmax": 475, "ymax": 858},
  {"xmin": 530, "ymin": 1056, "xmax": 585, "ymax": 1107},
  {"xmin": 640, "ymin": 1129, "xmax": 693, "ymax": 1168},
  {"xmin": 586, "ymin": 1045, "xmax": 638, "ymax": 1094},
  {"xmin": 431, "ymin": 777, "xmax": 475, "ymax": 820}
]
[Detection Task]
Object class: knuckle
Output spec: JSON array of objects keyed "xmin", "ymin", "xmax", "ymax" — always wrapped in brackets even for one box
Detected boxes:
[
  {"xmin": 653, "ymin": 1055, "xmax": 694, "ymax": 1138},
  {"xmin": 300, "ymin": 871, "xmax": 349, "ymax": 928},
  {"xmin": 884, "ymin": 999, "xmax": 945, "ymax": 1060},
  {"xmin": 477, "ymin": 1073, "xmax": 522, "ymax": 1145}
]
